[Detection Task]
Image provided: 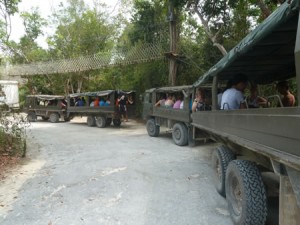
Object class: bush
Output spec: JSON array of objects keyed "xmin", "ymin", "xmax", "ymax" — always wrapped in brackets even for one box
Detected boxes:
[{"xmin": 0, "ymin": 107, "xmax": 28, "ymax": 157}]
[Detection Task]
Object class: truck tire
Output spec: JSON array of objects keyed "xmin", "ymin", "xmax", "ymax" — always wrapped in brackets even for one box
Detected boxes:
[
  {"xmin": 226, "ymin": 160, "xmax": 267, "ymax": 225},
  {"xmin": 49, "ymin": 113, "xmax": 59, "ymax": 123},
  {"xmin": 95, "ymin": 116, "xmax": 106, "ymax": 128},
  {"xmin": 172, "ymin": 122, "xmax": 188, "ymax": 146},
  {"xmin": 106, "ymin": 118, "xmax": 112, "ymax": 126},
  {"xmin": 212, "ymin": 146, "xmax": 235, "ymax": 197},
  {"xmin": 113, "ymin": 118, "xmax": 121, "ymax": 127},
  {"xmin": 27, "ymin": 112, "xmax": 37, "ymax": 122},
  {"xmin": 87, "ymin": 116, "xmax": 96, "ymax": 127},
  {"xmin": 146, "ymin": 118, "xmax": 160, "ymax": 137}
]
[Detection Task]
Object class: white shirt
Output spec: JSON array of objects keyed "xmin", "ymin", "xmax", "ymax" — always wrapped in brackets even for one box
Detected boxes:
[
  {"xmin": 179, "ymin": 101, "xmax": 184, "ymax": 109},
  {"xmin": 221, "ymin": 88, "xmax": 244, "ymax": 110}
]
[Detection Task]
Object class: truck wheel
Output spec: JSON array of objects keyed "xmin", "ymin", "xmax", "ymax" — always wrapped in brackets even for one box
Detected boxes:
[
  {"xmin": 212, "ymin": 146, "xmax": 235, "ymax": 197},
  {"xmin": 27, "ymin": 112, "xmax": 37, "ymax": 122},
  {"xmin": 106, "ymin": 118, "xmax": 112, "ymax": 126},
  {"xmin": 146, "ymin": 119, "xmax": 160, "ymax": 137},
  {"xmin": 226, "ymin": 160, "xmax": 267, "ymax": 225},
  {"xmin": 172, "ymin": 123, "xmax": 188, "ymax": 146},
  {"xmin": 49, "ymin": 113, "xmax": 60, "ymax": 123},
  {"xmin": 113, "ymin": 118, "xmax": 121, "ymax": 127},
  {"xmin": 87, "ymin": 116, "xmax": 96, "ymax": 127},
  {"xmin": 95, "ymin": 116, "xmax": 106, "ymax": 128}
]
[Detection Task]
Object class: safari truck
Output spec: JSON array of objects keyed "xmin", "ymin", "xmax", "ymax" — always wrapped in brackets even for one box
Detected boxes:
[
  {"xmin": 142, "ymin": 85, "xmax": 205, "ymax": 146},
  {"xmin": 66, "ymin": 90, "xmax": 135, "ymax": 128},
  {"xmin": 24, "ymin": 95, "xmax": 70, "ymax": 122},
  {"xmin": 191, "ymin": 1, "xmax": 300, "ymax": 225}
]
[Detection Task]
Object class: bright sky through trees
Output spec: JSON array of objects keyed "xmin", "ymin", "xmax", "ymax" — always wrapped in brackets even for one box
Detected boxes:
[{"xmin": 10, "ymin": 0, "xmax": 120, "ymax": 48}]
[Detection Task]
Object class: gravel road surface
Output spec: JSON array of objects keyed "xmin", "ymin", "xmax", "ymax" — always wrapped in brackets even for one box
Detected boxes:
[{"xmin": 0, "ymin": 117, "xmax": 232, "ymax": 225}]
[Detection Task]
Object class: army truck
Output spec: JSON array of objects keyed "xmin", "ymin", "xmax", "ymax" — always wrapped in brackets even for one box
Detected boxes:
[
  {"xmin": 67, "ymin": 90, "xmax": 135, "ymax": 128},
  {"xmin": 24, "ymin": 95, "xmax": 69, "ymax": 122},
  {"xmin": 143, "ymin": 85, "xmax": 207, "ymax": 146},
  {"xmin": 192, "ymin": 1, "xmax": 300, "ymax": 225}
]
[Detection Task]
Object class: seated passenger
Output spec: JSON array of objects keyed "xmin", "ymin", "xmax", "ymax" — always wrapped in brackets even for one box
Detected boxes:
[
  {"xmin": 276, "ymin": 80, "xmax": 295, "ymax": 107},
  {"xmin": 99, "ymin": 98, "xmax": 105, "ymax": 106},
  {"xmin": 94, "ymin": 97, "xmax": 100, "ymax": 107},
  {"xmin": 61, "ymin": 99, "xmax": 67, "ymax": 109},
  {"xmin": 165, "ymin": 94, "xmax": 174, "ymax": 108},
  {"xmin": 247, "ymin": 83, "xmax": 267, "ymax": 108},
  {"xmin": 104, "ymin": 97, "xmax": 111, "ymax": 106},
  {"xmin": 155, "ymin": 93, "xmax": 166, "ymax": 107},
  {"xmin": 128, "ymin": 95, "xmax": 134, "ymax": 105},
  {"xmin": 192, "ymin": 88, "xmax": 208, "ymax": 112},
  {"xmin": 221, "ymin": 74, "xmax": 248, "ymax": 110},
  {"xmin": 77, "ymin": 97, "xmax": 85, "ymax": 106},
  {"xmin": 218, "ymin": 79, "xmax": 233, "ymax": 109},
  {"xmin": 173, "ymin": 94, "xmax": 182, "ymax": 109},
  {"xmin": 90, "ymin": 98, "xmax": 95, "ymax": 107}
]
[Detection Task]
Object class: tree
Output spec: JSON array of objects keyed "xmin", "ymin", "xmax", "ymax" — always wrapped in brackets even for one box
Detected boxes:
[
  {"xmin": 185, "ymin": 0, "xmax": 285, "ymax": 56},
  {"xmin": 45, "ymin": 0, "xmax": 118, "ymax": 94},
  {"xmin": 0, "ymin": 0, "xmax": 21, "ymax": 41}
]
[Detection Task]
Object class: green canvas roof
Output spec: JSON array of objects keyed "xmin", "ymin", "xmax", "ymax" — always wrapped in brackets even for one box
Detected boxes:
[
  {"xmin": 27, "ymin": 95, "xmax": 65, "ymax": 100},
  {"xmin": 69, "ymin": 90, "xmax": 115, "ymax": 98},
  {"xmin": 69, "ymin": 90, "xmax": 135, "ymax": 98},
  {"xmin": 193, "ymin": 0, "xmax": 300, "ymax": 87}
]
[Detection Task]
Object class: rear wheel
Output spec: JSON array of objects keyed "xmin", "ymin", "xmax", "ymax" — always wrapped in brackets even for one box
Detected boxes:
[
  {"xmin": 226, "ymin": 160, "xmax": 267, "ymax": 225},
  {"xmin": 27, "ymin": 112, "xmax": 37, "ymax": 122},
  {"xmin": 172, "ymin": 123, "xmax": 188, "ymax": 146},
  {"xmin": 95, "ymin": 116, "xmax": 106, "ymax": 128},
  {"xmin": 87, "ymin": 116, "xmax": 96, "ymax": 127},
  {"xmin": 113, "ymin": 118, "xmax": 121, "ymax": 127},
  {"xmin": 212, "ymin": 146, "xmax": 235, "ymax": 197},
  {"xmin": 146, "ymin": 118, "xmax": 160, "ymax": 137},
  {"xmin": 49, "ymin": 113, "xmax": 60, "ymax": 123}
]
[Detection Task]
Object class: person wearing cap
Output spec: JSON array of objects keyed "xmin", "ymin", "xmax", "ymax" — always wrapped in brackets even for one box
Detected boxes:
[{"xmin": 221, "ymin": 74, "xmax": 248, "ymax": 110}]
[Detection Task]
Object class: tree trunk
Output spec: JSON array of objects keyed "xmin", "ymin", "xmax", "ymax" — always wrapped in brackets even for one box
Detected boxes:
[
  {"xmin": 193, "ymin": 5, "xmax": 227, "ymax": 56},
  {"xmin": 256, "ymin": 0, "xmax": 272, "ymax": 18}
]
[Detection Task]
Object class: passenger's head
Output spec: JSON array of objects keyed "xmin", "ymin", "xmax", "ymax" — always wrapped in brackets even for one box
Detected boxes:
[
  {"xmin": 276, "ymin": 80, "xmax": 289, "ymax": 94},
  {"xmin": 232, "ymin": 74, "xmax": 248, "ymax": 92},
  {"xmin": 250, "ymin": 83, "xmax": 258, "ymax": 96}
]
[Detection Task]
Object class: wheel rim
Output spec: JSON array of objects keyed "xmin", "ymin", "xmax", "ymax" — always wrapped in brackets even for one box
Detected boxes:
[
  {"xmin": 230, "ymin": 176, "xmax": 242, "ymax": 216},
  {"xmin": 148, "ymin": 123, "xmax": 154, "ymax": 133},
  {"xmin": 174, "ymin": 127, "xmax": 181, "ymax": 140},
  {"xmin": 96, "ymin": 117, "xmax": 105, "ymax": 127}
]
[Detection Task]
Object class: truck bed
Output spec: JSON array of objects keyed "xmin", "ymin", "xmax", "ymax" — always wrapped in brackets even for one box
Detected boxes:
[{"xmin": 192, "ymin": 107, "xmax": 300, "ymax": 169}]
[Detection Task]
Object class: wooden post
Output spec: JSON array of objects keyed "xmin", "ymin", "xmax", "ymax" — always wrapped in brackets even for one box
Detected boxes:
[{"xmin": 168, "ymin": 0, "xmax": 178, "ymax": 86}]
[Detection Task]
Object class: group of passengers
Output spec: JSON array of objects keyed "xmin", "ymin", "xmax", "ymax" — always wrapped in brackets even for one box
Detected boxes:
[
  {"xmin": 89, "ymin": 97, "xmax": 111, "ymax": 107},
  {"xmin": 71, "ymin": 96, "xmax": 111, "ymax": 107},
  {"xmin": 217, "ymin": 74, "xmax": 295, "ymax": 110},
  {"xmin": 155, "ymin": 93, "xmax": 184, "ymax": 109}
]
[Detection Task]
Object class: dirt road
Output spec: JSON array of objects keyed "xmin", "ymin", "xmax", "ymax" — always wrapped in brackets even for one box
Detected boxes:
[{"xmin": 0, "ymin": 117, "xmax": 232, "ymax": 225}]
